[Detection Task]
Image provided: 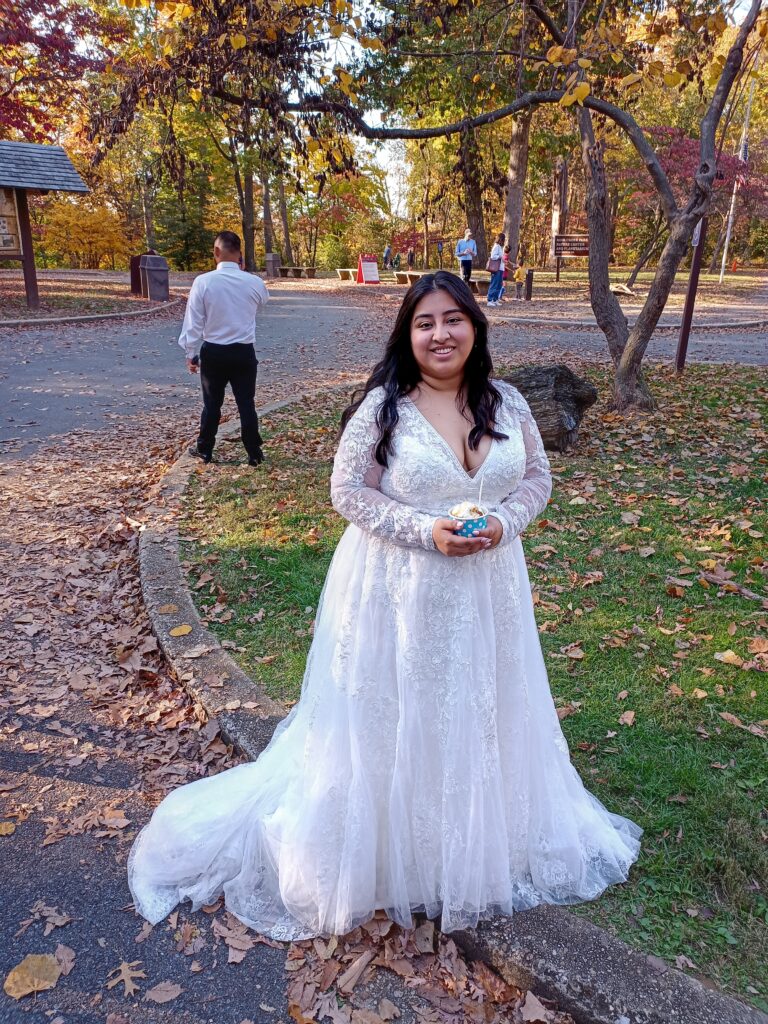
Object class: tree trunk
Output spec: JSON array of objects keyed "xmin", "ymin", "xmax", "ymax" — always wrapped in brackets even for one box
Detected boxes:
[
  {"xmin": 548, "ymin": 155, "xmax": 568, "ymax": 268},
  {"xmin": 617, "ymin": 212, "xmax": 699, "ymax": 406},
  {"xmin": 261, "ymin": 173, "xmax": 275, "ymax": 256},
  {"xmin": 707, "ymin": 215, "xmax": 728, "ymax": 273},
  {"xmin": 625, "ymin": 205, "xmax": 665, "ymax": 288},
  {"xmin": 577, "ymin": 109, "xmax": 630, "ymax": 368},
  {"xmin": 459, "ymin": 128, "xmax": 488, "ymax": 265},
  {"xmin": 276, "ymin": 173, "xmax": 294, "ymax": 265},
  {"xmin": 502, "ymin": 108, "xmax": 532, "ymax": 261},
  {"xmin": 422, "ymin": 179, "xmax": 430, "ymax": 269},
  {"xmin": 608, "ymin": 185, "xmax": 619, "ymax": 260},
  {"xmin": 141, "ymin": 176, "xmax": 157, "ymax": 250},
  {"xmin": 242, "ymin": 170, "xmax": 256, "ymax": 271}
]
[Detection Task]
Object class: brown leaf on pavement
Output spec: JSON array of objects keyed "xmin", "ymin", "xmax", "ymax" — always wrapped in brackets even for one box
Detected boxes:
[
  {"xmin": 54, "ymin": 943, "xmax": 76, "ymax": 976},
  {"xmin": 4, "ymin": 954, "xmax": 62, "ymax": 999},
  {"xmin": 144, "ymin": 980, "xmax": 183, "ymax": 1003},
  {"xmin": 106, "ymin": 960, "xmax": 146, "ymax": 997}
]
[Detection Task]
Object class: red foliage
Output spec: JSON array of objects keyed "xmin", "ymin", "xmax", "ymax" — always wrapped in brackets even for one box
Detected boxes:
[{"xmin": 0, "ymin": 0, "xmax": 126, "ymax": 140}]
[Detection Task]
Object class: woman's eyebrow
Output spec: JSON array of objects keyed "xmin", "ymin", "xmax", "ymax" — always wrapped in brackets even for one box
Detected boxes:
[{"xmin": 415, "ymin": 308, "xmax": 464, "ymax": 318}]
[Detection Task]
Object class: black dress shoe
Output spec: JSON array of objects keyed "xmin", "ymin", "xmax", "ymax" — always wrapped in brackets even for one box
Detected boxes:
[
  {"xmin": 188, "ymin": 446, "xmax": 212, "ymax": 464},
  {"xmin": 248, "ymin": 447, "xmax": 264, "ymax": 467}
]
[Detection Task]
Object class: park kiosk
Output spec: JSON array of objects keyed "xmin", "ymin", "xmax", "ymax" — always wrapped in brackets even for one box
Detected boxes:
[{"xmin": 0, "ymin": 140, "xmax": 89, "ymax": 310}]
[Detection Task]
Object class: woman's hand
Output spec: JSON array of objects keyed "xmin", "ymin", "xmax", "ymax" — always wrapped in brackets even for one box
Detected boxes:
[
  {"xmin": 475, "ymin": 515, "xmax": 503, "ymax": 549},
  {"xmin": 432, "ymin": 518, "xmax": 493, "ymax": 557}
]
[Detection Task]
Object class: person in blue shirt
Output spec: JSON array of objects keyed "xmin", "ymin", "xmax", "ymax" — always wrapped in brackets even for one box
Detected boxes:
[{"xmin": 454, "ymin": 229, "xmax": 477, "ymax": 283}]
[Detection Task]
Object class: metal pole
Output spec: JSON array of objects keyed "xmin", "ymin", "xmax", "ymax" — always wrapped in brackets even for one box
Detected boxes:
[
  {"xmin": 719, "ymin": 58, "xmax": 759, "ymax": 284},
  {"xmin": 675, "ymin": 217, "xmax": 708, "ymax": 374}
]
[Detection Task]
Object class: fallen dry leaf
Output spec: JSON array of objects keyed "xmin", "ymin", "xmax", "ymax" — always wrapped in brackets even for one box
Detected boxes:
[
  {"xmin": 144, "ymin": 980, "xmax": 183, "ymax": 1004},
  {"xmin": 618, "ymin": 709, "xmax": 636, "ymax": 726},
  {"xmin": 106, "ymin": 960, "xmax": 146, "ymax": 997},
  {"xmin": 520, "ymin": 990, "xmax": 551, "ymax": 1022},
  {"xmin": 169, "ymin": 624, "xmax": 193, "ymax": 637},
  {"xmin": 0, "ymin": 822, "xmax": 16, "ymax": 835},
  {"xmin": 4, "ymin": 954, "xmax": 62, "ymax": 999},
  {"xmin": 55, "ymin": 944, "xmax": 76, "ymax": 976},
  {"xmin": 714, "ymin": 649, "xmax": 744, "ymax": 667}
]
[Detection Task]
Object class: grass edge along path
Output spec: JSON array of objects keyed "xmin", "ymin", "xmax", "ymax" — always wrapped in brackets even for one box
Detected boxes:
[{"xmin": 179, "ymin": 363, "xmax": 768, "ymax": 1011}]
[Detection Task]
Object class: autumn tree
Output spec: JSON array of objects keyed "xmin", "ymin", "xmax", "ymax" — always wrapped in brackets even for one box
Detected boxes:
[
  {"xmin": 0, "ymin": 0, "xmax": 126, "ymax": 140},
  {"xmin": 97, "ymin": 0, "xmax": 767, "ymax": 409}
]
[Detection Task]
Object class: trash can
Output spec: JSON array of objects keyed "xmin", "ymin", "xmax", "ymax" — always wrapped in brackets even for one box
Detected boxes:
[
  {"xmin": 524, "ymin": 268, "xmax": 534, "ymax": 301},
  {"xmin": 139, "ymin": 254, "xmax": 170, "ymax": 301},
  {"xmin": 129, "ymin": 254, "xmax": 143, "ymax": 295},
  {"xmin": 264, "ymin": 252, "xmax": 281, "ymax": 278}
]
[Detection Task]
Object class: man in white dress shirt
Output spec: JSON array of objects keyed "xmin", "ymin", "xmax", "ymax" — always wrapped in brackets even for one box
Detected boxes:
[{"xmin": 178, "ymin": 231, "xmax": 269, "ymax": 465}]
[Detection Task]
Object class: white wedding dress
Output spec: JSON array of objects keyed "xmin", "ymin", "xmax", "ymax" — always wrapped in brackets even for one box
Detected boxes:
[{"xmin": 129, "ymin": 382, "xmax": 641, "ymax": 940}]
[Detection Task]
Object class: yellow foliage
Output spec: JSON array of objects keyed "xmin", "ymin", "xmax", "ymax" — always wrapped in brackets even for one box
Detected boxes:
[{"xmin": 43, "ymin": 200, "xmax": 131, "ymax": 270}]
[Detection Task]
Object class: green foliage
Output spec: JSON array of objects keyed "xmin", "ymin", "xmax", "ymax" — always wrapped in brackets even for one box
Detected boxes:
[{"xmin": 316, "ymin": 234, "xmax": 352, "ymax": 270}]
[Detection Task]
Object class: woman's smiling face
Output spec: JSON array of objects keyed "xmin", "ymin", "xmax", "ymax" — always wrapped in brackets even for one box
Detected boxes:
[{"xmin": 409, "ymin": 288, "xmax": 476, "ymax": 382}]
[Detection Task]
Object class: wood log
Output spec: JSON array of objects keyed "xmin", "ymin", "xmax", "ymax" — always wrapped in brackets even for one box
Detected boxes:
[{"xmin": 503, "ymin": 364, "xmax": 598, "ymax": 452}]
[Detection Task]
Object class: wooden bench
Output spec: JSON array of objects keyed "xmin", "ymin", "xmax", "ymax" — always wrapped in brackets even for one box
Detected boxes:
[
  {"xmin": 280, "ymin": 267, "xmax": 317, "ymax": 279},
  {"xmin": 336, "ymin": 268, "xmax": 356, "ymax": 280},
  {"xmin": 469, "ymin": 279, "xmax": 490, "ymax": 296}
]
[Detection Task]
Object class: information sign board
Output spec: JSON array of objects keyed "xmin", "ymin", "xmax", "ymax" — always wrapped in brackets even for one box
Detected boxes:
[
  {"xmin": 554, "ymin": 234, "xmax": 589, "ymax": 257},
  {"xmin": 356, "ymin": 253, "xmax": 380, "ymax": 284},
  {"xmin": 0, "ymin": 188, "xmax": 22, "ymax": 256}
]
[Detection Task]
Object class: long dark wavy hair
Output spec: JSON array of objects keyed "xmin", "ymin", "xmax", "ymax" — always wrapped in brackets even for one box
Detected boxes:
[{"xmin": 340, "ymin": 271, "xmax": 508, "ymax": 467}]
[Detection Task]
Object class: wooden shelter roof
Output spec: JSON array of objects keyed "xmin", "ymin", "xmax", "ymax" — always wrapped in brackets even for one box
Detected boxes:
[{"xmin": 0, "ymin": 141, "xmax": 88, "ymax": 193}]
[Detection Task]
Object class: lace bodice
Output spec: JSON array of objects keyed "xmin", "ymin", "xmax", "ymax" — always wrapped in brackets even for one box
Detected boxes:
[{"xmin": 330, "ymin": 381, "xmax": 552, "ymax": 550}]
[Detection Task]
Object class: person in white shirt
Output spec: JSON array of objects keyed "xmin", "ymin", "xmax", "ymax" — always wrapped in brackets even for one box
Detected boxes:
[
  {"xmin": 486, "ymin": 232, "xmax": 505, "ymax": 307},
  {"xmin": 454, "ymin": 229, "xmax": 477, "ymax": 283},
  {"xmin": 178, "ymin": 231, "xmax": 269, "ymax": 466}
]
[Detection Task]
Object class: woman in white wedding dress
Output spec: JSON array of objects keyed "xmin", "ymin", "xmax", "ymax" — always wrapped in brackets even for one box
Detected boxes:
[{"xmin": 129, "ymin": 271, "xmax": 641, "ymax": 940}]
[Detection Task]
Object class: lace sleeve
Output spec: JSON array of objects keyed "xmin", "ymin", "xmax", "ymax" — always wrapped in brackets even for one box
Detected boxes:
[
  {"xmin": 330, "ymin": 390, "xmax": 438, "ymax": 550},
  {"xmin": 490, "ymin": 385, "xmax": 552, "ymax": 545}
]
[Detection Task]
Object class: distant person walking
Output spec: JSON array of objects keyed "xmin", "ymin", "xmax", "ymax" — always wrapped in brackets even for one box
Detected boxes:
[
  {"xmin": 454, "ymin": 229, "xmax": 477, "ymax": 283},
  {"xmin": 501, "ymin": 244, "xmax": 511, "ymax": 300},
  {"xmin": 486, "ymin": 232, "xmax": 505, "ymax": 307},
  {"xmin": 178, "ymin": 230, "xmax": 269, "ymax": 466},
  {"xmin": 383, "ymin": 243, "xmax": 392, "ymax": 269},
  {"xmin": 407, "ymin": 247, "xmax": 415, "ymax": 270},
  {"xmin": 514, "ymin": 260, "xmax": 526, "ymax": 300}
]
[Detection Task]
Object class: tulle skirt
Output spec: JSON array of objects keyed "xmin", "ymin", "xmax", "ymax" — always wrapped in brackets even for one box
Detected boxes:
[{"xmin": 129, "ymin": 528, "xmax": 642, "ymax": 940}]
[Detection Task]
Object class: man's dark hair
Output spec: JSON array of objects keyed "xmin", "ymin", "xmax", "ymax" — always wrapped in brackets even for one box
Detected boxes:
[{"xmin": 216, "ymin": 230, "xmax": 241, "ymax": 254}]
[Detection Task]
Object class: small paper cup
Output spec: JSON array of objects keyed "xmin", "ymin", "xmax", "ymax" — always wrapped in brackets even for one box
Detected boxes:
[{"xmin": 449, "ymin": 508, "xmax": 488, "ymax": 538}]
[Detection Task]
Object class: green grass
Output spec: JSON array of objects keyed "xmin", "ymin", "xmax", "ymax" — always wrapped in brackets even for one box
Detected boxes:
[{"xmin": 180, "ymin": 366, "xmax": 767, "ymax": 1008}]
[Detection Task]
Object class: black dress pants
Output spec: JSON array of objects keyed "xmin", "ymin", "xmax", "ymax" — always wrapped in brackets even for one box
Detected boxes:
[{"xmin": 197, "ymin": 341, "xmax": 262, "ymax": 459}]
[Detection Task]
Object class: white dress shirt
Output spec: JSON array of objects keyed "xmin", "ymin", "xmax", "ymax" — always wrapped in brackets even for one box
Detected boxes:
[{"xmin": 178, "ymin": 261, "xmax": 269, "ymax": 359}]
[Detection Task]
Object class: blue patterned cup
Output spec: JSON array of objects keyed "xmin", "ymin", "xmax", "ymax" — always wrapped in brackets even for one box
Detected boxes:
[{"xmin": 449, "ymin": 503, "xmax": 488, "ymax": 537}]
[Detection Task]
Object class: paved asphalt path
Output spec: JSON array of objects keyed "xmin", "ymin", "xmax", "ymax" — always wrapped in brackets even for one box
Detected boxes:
[
  {"xmin": 1, "ymin": 287, "xmax": 764, "ymax": 459},
  {"xmin": 0, "ymin": 289, "xmax": 377, "ymax": 458}
]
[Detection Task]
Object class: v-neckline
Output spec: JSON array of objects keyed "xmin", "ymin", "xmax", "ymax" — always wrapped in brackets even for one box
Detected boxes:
[{"xmin": 404, "ymin": 395, "xmax": 494, "ymax": 480}]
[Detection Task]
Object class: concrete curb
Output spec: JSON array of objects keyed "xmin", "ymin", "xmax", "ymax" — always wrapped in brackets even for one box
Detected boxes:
[
  {"xmin": 139, "ymin": 395, "xmax": 303, "ymax": 759},
  {"xmin": 453, "ymin": 910, "xmax": 767, "ymax": 1024},
  {"xmin": 0, "ymin": 295, "xmax": 184, "ymax": 329},
  {"xmin": 138, "ymin": 392, "xmax": 767, "ymax": 1024}
]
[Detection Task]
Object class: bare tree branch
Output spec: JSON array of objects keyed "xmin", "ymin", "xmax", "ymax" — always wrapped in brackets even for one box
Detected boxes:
[
  {"xmin": 273, "ymin": 90, "xmax": 679, "ymax": 218},
  {"xmin": 527, "ymin": 1, "xmax": 565, "ymax": 44}
]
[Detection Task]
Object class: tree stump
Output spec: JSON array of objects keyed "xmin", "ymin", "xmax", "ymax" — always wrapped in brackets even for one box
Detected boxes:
[{"xmin": 503, "ymin": 364, "xmax": 598, "ymax": 452}]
